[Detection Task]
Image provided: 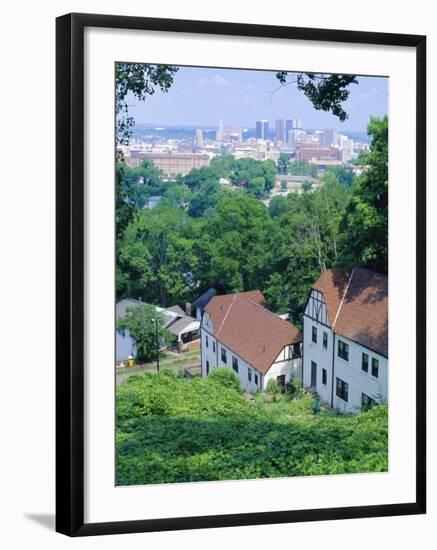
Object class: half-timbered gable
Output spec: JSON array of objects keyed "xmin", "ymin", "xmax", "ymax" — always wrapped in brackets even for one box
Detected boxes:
[{"xmin": 303, "ymin": 268, "xmax": 388, "ymax": 414}]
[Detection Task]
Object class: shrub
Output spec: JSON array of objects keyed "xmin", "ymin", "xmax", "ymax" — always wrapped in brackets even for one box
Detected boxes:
[
  {"xmin": 312, "ymin": 394, "xmax": 321, "ymax": 415},
  {"xmin": 208, "ymin": 368, "xmax": 242, "ymax": 393},
  {"xmin": 266, "ymin": 379, "xmax": 281, "ymax": 394}
]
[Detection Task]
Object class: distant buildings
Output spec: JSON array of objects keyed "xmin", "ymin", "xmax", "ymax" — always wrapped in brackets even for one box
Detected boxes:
[
  {"xmin": 195, "ymin": 129, "xmax": 203, "ymax": 147},
  {"xmin": 296, "ymin": 144, "xmax": 340, "ymax": 162},
  {"xmin": 216, "ymin": 118, "xmax": 224, "ymax": 142},
  {"xmin": 321, "ymin": 128, "xmax": 339, "ymax": 147},
  {"xmin": 255, "ymin": 119, "xmax": 269, "ymax": 140},
  {"xmin": 130, "ymin": 152, "xmax": 210, "ymax": 175},
  {"xmin": 275, "ymin": 118, "xmax": 286, "ymax": 142}
]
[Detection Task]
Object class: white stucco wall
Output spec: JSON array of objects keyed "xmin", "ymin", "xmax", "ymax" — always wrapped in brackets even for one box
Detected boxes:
[
  {"xmin": 200, "ymin": 312, "xmax": 262, "ymax": 392},
  {"xmin": 332, "ymin": 336, "xmax": 388, "ymax": 414},
  {"xmin": 263, "ymin": 346, "xmax": 302, "ymax": 387},
  {"xmin": 303, "ymin": 313, "xmax": 334, "ymax": 406},
  {"xmin": 201, "ymin": 313, "xmax": 303, "ymax": 393},
  {"xmin": 303, "ymin": 291, "xmax": 388, "ymax": 414}
]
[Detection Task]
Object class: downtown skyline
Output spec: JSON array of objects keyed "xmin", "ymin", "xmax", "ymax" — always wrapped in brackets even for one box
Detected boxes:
[{"xmin": 128, "ymin": 66, "xmax": 388, "ymax": 132}]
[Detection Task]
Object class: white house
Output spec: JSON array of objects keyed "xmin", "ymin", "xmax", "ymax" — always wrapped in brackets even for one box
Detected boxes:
[
  {"xmin": 116, "ymin": 299, "xmax": 200, "ymax": 361},
  {"xmin": 200, "ymin": 290, "xmax": 302, "ymax": 392},
  {"xmin": 302, "ymin": 267, "xmax": 388, "ymax": 414}
]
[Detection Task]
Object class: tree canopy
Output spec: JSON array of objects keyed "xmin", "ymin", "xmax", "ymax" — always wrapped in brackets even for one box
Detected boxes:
[{"xmin": 117, "ymin": 304, "xmax": 172, "ymax": 362}]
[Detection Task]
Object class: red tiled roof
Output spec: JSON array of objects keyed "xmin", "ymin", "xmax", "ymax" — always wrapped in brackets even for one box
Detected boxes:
[
  {"xmin": 313, "ymin": 267, "xmax": 388, "ymax": 357},
  {"xmin": 205, "ymin": 291, "xmax": 302, "ymax": 374}
]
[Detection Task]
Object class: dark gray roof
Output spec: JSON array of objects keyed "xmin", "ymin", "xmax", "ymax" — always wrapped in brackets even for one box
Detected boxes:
[
  {"xmin": 166, "ymin": 315, "xmax": 199, "ymax": 336},
  {"xmin": 116, "ymin": 299, "xmax": 143, "ymax": 319},
  {"xmin": 192, "ymin": 288, "xmax": 217, "ymax": 310},
  {"xmin": 166, "ymin": 305, "xmax": 185, "ymax": 317}
]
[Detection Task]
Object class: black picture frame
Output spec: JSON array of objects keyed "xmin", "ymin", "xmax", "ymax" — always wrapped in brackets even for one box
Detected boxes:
[{"xmin": 56, "ymin": 12, "xmax": 426, "ymax": 537}]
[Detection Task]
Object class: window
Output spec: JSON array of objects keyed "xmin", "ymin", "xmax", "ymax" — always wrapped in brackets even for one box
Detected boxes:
[
  {"xmin": 372, "ymin": 358, "xmax": 379, "ymax": 378},
  {"xmin": 323, "ymin": 332, "xmax": 328, "ymax": 349},
  {"xmin": 336, "ymin": 377, "xmax": 349, "ymax": 402},
  {"xmin": 362, "ymin": 393, "xmax": 377, "ymax": 411},
  {"xmin": 213, "ymin": 341, "xmax": 216, "ymax": 352},
  {"xmin": 206, "ymin": 360, "xmax": 209, "ymax": 375},
  {"xmin": 277, "ymin": 375, "xmax": 286, "ymax": 388},
  {"xmin": 312, "ymin": 326, "xmax": 317, "ymax": 343},
  {"xmin": 232, "ymin": 356, "xmax": 239, "ymax": 373},
  {"xmin": 322, "ymin": 368, "xmax": 327, "ymax": 385},
  {"xmin": 206, "ymin": 335, "xmax": 209, "ymax": 348},
  {"xmin": 362, "ymin": 352, "xmax": 369, "ymax": 372},
  {"xmin": 254, "ymin": 373, "xmax": 258, "ymax": 386},
  {"xmin": 338, "ymin": 340, "xmax": 349, "ymax": 361},
  {"xmin": 221, "ymin": 347, "xmax": 227, "ymax": 363},
  {"xmin": 247, "ymin": 367, "xmax": 252, "ymax": 381}
]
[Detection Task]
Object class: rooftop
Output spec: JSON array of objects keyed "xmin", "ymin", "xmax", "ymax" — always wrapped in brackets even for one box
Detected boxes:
[
  {"xmin": 205, "ymin": 291, "xmax": 302, "ymax": 374},
  {"xmin": 313, "ymin": 267, "xmax": 388, "ymax": 357}
]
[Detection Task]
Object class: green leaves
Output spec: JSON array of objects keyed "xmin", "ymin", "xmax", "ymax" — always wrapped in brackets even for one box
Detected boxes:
[
  {"xmin": 339, "ymin": 116, "xmax": 388, "ymax": 273},
  {"xmin": 115, "ymin": 63, "xmax": 178, "ymax": 146},
  {"xmin": 117, "ymin": 304, "xmax": 172, "ymax": 363},
  {"xmin": 275, "ymin": 72, "xmax": 358, "ymax": 122},
  {"xmin": 116, "ymin": 373, "xmax": 388, "ymax": 485}
]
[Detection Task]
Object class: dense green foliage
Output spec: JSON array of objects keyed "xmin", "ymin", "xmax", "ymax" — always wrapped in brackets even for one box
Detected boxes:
[
  {"xmin": 340, "ymin": 116, "xmax": 388, "ymax": 273},
  {"xmin": 116, "ymin": 148, "xmax": 361, "ymax": 323},
  {"xmin": 116, "ymin": 371, "xmax": 388, "ymax": 485},
  {"xmin": 116, "ymin": 63, "xmax": 178, "ymax": 146},
  {"xmin": 117, "ymin": 305, "xmax": 172, "ymax": 362}
]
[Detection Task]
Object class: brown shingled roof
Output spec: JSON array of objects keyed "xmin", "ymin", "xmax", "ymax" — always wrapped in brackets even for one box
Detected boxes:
[
  {"xmin": 313, "ymin": 267, "xmax": 388, "ymax": 357},
  {"xmin": 205, "ymin": 291, "xmax": 302, "ymax": 374}
]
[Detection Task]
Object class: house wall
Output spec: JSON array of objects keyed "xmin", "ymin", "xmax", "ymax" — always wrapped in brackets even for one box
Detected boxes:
[
  {"xmin": 303, "ymin": 298, "xmax": 388, "ymax": 414},
  {"xmin": 264, "ymin": 346, "xmax": 302, "ymax": 387},
  {"xmin": 116, "ymin": 330, "xmax": 136, "ymax": 362},
  {"xmin": 332, "ymin": 335, "xmax": 388, "ymax": 414},
  {"xmin": 200, "ymin": 313, "xmax": 262, "ymax": 393},
  {"xmin": 303, "ymin": 313, "xmax": 334, "ymax": 406}
]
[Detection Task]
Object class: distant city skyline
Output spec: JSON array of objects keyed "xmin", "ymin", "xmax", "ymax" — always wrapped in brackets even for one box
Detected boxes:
[{"xmin": 128, "ymin": 66, "xmax": 388, "ymax": 132}]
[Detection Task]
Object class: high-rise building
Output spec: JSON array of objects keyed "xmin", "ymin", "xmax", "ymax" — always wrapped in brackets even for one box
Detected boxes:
[
  {"xmin": 292, "ymin": 118, "xmax": 302, "ymax": 129},
  {"xmin": 216, "ymin": 118, "xmax": 224, "ymax": 142},
  {"xmin": 275, "ymin": 119, "xmax": 286, "ymax": 142},
  {"xmin": 195, "ymin": 129, "xmax": 203, "ymax": 147},
  {"xmin": 339, "ymin": 135, "xmax": 354, "ymax": 162},
  {"xmin": 287, "ymin": 129, "xmax": 306, "ymax": 152},
  {"xmin": 285, "ymin": 119, "xmax": 293, "ymax": 141},
  {"xmin": 255, "ymin": 119, "xmax": 269, "ymax": 140},
  {"xmin": 321, "ymin": 128, "xmax": 339, "ymax": 147}
]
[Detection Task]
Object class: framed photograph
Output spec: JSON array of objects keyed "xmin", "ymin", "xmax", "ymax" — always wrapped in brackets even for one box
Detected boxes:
[{"xmin": 56, "ymin": 12, "xmax": 426, "ymax": 536}]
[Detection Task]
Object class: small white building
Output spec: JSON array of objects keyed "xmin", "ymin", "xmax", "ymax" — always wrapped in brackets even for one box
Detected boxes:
[
  {"xmin": 302, "ymin": 267, "xmax": 388, "ymax": 414},
  {"xmin": 200, "ymin": 291, "xmax": 302, "ymax": 392}
]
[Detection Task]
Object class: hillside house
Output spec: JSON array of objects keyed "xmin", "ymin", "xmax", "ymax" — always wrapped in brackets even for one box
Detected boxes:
[
  {"xmin": 302, "ymin": 267, "xmax": 388, "ymax": 413},
  {"xmin": 200, "ymin": 291, "xmax": 302, "ymax": 392},
  {"xmin": 116, "ymin": 299, "xmax": 200, "ymax": 361}
]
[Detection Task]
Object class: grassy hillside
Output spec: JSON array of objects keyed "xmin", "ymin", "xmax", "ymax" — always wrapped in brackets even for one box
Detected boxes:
[{"xmin": 116, "ymin": 370, "xmax": 388, "ymax": 486}]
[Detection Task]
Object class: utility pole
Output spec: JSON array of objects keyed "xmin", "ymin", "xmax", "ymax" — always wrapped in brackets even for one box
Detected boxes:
[{"xmin": 151, "ymin": 318, "xmax": 160, "ymax": 372}]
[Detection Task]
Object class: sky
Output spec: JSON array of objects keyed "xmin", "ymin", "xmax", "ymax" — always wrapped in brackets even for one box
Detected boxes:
[{"xmin": 129, "ymin": 66, "xmax": 388, "ymax": 132}]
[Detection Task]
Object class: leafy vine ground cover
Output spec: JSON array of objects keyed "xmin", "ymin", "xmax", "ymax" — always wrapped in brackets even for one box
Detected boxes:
[{"xmin": 116, "ymin": 370, "xmax": 388, "ymax": 485}]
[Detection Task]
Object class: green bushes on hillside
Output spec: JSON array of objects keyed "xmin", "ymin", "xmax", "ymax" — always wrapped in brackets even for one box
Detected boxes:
[{"xmin": 116, "ymin": 372, "xmax": 388, "ymax": 486}]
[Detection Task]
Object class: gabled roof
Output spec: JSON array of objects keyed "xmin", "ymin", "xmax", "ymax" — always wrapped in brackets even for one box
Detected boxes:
[
  {"xmin": 313, "ymin": 267, "xmax": 388, "ymax": 357},
  {"xmin": 116, "ymin": 298, "xmax": 143, "ymax": 319},
  {"xmin": 167, "ymin": 315, "xmax": 199, "ymax": 337},
  {"xmin": 205, "ymin": 291, "xmax": 302, "ymax": 374},
  {"xmin": 192, "ymin": 287, "xmax": 217, "ymax": 310}
]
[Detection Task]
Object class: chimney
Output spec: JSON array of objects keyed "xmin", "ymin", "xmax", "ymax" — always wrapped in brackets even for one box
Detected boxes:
[{"xmin": 185, "ymin": 302, "xmax": 192, "ymax": 316}]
